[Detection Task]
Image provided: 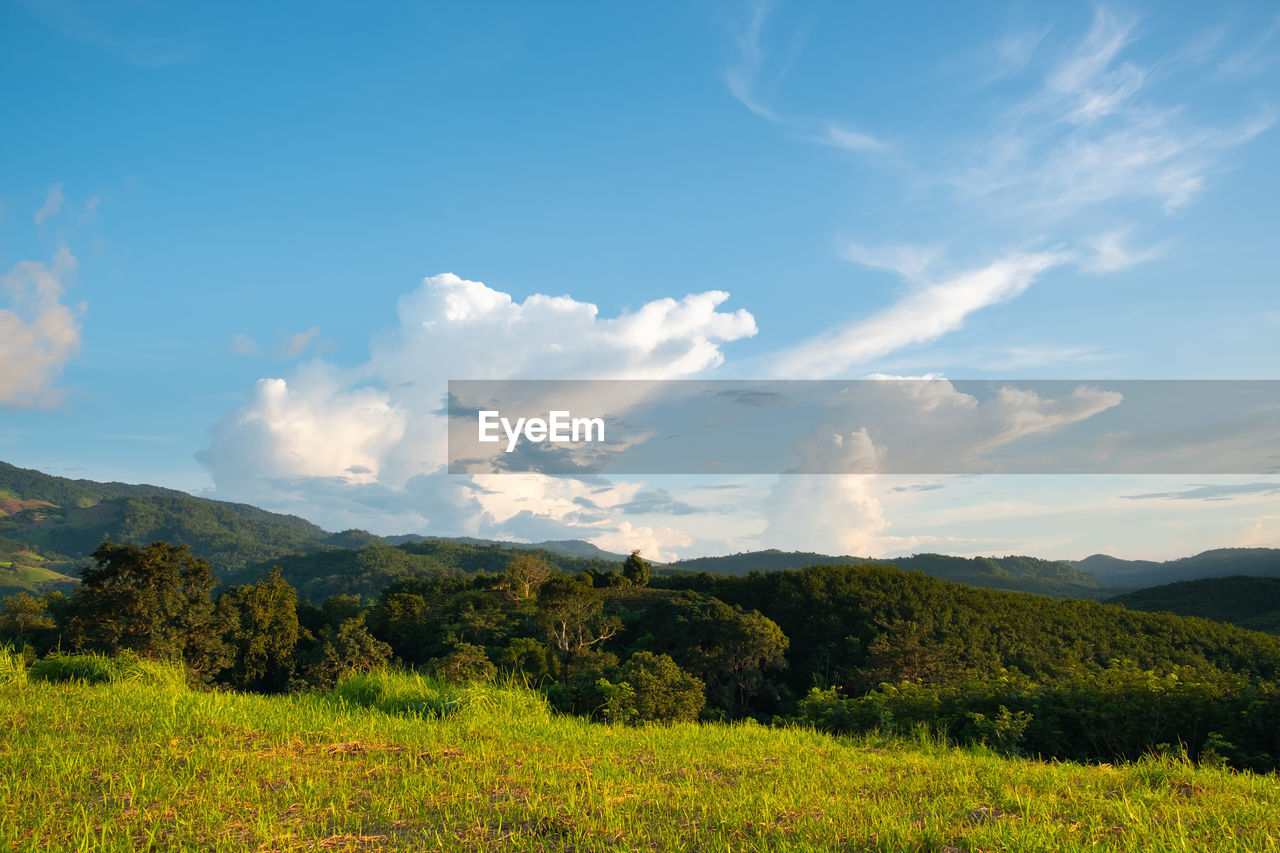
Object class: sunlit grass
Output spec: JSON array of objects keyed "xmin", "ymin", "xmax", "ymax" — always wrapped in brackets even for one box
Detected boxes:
[{"xmin": 1, "ymin": 661, "xmax": 1278, "ymax": 851}]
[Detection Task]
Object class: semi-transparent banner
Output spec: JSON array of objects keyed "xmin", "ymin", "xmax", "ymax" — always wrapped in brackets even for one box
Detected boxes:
[{"xmin": 446, "ymin": 379, "xmax": 1280, "ymax": 475}]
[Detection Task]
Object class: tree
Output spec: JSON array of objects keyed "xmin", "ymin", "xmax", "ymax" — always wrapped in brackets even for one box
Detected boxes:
[
  {"xmin": 537, "ymin": 575, "xmax": 621, "ymax": 675},
  {"xmin": 430, "ymin": 642, "xmax": 497, "ymax": 683},
  {"xmin": 0, "ymin": 592, "xmax": 56, "ymax": 651},
  {"xmin": 63, "ymin": 541, "xmax": 232, "ymax": 682},
  {"xmin": 618, "ymin": 652, "xmax": 705, "ymax": 723},
  {"xmin": 505, "ymin": 554, "xmax": 551, "ymax": 600},
  {"xmin": 219, "ymin": 567, "xmax": 300, "ymax": 692},
  {"xmin": 623, "ymin": 549, "xmax": 650, "ymax": 587},
  {"xmin": 303, "ymin": 613, "xmax": 391, "ymax": 689}
]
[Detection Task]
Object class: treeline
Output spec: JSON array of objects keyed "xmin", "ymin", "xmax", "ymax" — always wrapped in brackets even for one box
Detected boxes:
[
  {"xmin": 5, "ymin": 543, "xmax": 1280, "ymax": 771},
  {"xmin": 655, "ymin": 566, "xmax": 1280, "ymax": 770}
]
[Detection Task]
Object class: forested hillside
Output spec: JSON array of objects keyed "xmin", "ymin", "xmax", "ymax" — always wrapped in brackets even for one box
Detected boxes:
[
  {"xmin": 1111, "ymin": 576, "xmax": 1280, "ymax": 634},
  {"xmin": 8, "ymin": 541, "xmax": 1280, "ymax": 771},
  {"xmin": 668, "ymin": 549, "xmax": 1110, "ymax": 598},
  {"xmin": 1075, "ymin": 548, "xmax": 1280, "ymax": 586}
]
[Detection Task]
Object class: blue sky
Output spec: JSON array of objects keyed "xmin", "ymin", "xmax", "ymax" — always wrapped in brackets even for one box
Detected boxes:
[{"xmin": 3, "ymin": 1, "xmax": 1279, "ymax": 561}]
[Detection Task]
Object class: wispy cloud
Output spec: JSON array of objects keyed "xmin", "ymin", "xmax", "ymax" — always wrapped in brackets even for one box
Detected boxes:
[
  {"xmin": 1123, "ymin": 482, "xmax": 1280, "ymax": 501},
  {"xmin": 230, "ymin": 333, "xmax": 259, "ymax": 357},
  {"xmin": 278, "ymin": 326, "xmax": 321, "ymax": 358},
  {"xmin": 723, "ymin": 1, "xmax": 886, "ymax": 153},
  {"xmin": 952, "ymin": 8, "xmax": 1275, "ymax": 219},
  {"xmin": 981, "ymin": 26, "xmax": 1051, "ymax": 83},
  {"xmin": 1079, "ymin": 228, "xmax": 1167, "ymax": 273},
  {"xmin": 1219, "ymin": 14, "xmax": 1280, "ymax": 77},
  {"xmin": 768, "ymin": 249, "xmax": 1069, "ymax": 378},
  {"xmin": 33, "ymin": 183, "xmax": 64, "ymax": 226},
  {"xmin": 24, "ymin": 0, "xmax": 197, "ymax": 67}
]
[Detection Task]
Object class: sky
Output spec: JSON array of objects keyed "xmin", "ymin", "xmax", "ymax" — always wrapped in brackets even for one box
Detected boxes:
[{"xmin": 3, "ymin": 0, "xmax": 1279, "ymax": 562}]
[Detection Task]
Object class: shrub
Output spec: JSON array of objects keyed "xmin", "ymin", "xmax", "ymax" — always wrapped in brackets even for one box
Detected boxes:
[
  {"xmin": 618, "ymin": 651, "xmax": 705, "ymax": 723},
  {"xmin": 27, "ymin": 652, "xmax": 188, "ymax": 689}
]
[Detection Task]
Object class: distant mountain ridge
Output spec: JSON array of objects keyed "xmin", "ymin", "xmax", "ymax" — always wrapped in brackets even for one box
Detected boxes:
[
  {"xmin": 1110, "ymin": 576, "xmax": 1280, "ymax": 634},
  {"xmin": 3, "ymin": 460, "xmax": 1280, "ymax": 604},
  {"xmin": 1073, "ymin": 549, "xmax": 1280, "ymax": 587}
]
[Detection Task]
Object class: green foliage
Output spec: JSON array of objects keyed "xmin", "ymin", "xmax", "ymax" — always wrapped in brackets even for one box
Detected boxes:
[
  {"xmin": 219, "ymin": 567, "xmax": 301, "ymax": 692},
  {"xmin": 622, "ymin": 549, "xmax": 650, "ymax": 587},
  {"xmin": 617, "ymin": 651, "xmax": 705, "ymax": 723},
  {"xmin": 1111, "ymin": 575, "xmax": 1280, "ymax": 633},
  {"xmin": 667, "ymin": 549, "xmax": 1109, "ymax": 598},
  {"xmin": 429, "ymin": 642, "xmax": 497, "ymax": 684},
  {"xmin": 26, "ymin": 652, "xmax": 187, "ymax": 690},
  {"xmin": 536, "ymin": 575, "xmax": 622, "ymax": 675},
  {"xmin": 302, "ymin": 614, "xmax": 392, "ymax": 689},
  {"xmin": 503, "ymin": 554, "xmax": 551, "ymax": 600},
  {"xmin": 0, "ymin": 591, "xmax": 56, "ymax": 649},
  {"xmin": 62, "ymin": 541, "xmax": 232, "ymax": 683},
  {"xmin": 0, "ymin": 645, "xmax": 26, "ymax": 686},
  {"xmin": 6, "ymin": 675, "xmax": 1280, "ymax": 850},
  {"xmin": 332, "ymin": 667, "xmax": 551, "ymax": 722}
]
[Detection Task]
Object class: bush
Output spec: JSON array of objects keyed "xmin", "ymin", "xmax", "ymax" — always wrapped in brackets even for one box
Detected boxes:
[
  {"xmin": 333, "ymin": 668, "xmax": 551, "ymax": 723},
  {"xmin": 0, "ymin": 646, "xmax": 26, "ymax": 687},
  {"xmin": 618, "ymin": 652, "xmax": 705, "ymax": 723},
  {"xmin": 26, "ymin": 652, "xmax": 188, "ymax": 689}
]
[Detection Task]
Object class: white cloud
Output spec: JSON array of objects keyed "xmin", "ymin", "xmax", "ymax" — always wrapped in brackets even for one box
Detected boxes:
[
  {"xmin": 768, "ymin": 249, "xmax": 1069, "ymax": 378},
  {"xmin": 0, "ymin": 246, "xmax": 84, "ymax": 408},
  {"xmin": 723, "ymin": 2, "xmax": 887, "ymax": 153},
  {"xmin": 33, "ymin": 183, "xmax": 65, "ymax": 226},
  {"xmin": 278, "ymin": 326, "xmax": 320, "ymax": 357},
  {"xmin": 953, "ymin": 8, "xmax": 1274, "ymax": 219},
  {"xmin": 199, "ymin": 274, "xmax": 756, "ymax": 548},
  {"xmin": 981, "ymin": 27, "xmax": 1050, "ymax": 83},
  {"xmin": 816, "ymin": 124, "xmax": 885, "ymax": 152},
  {"xmin": 230, "ymin": 333, "xmax": 259, "ymax": 356},
  {"xmin": 1080, "ymin": 228, "xmax": 1165, "ymax": 273}
]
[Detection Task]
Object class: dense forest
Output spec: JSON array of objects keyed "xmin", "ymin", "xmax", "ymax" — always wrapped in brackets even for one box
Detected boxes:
[
  {"xmin": 1110, "ymin": 576, "xmax": 1280, "ymax": 634},
  {"xmin": 5, "ymin": 539, "xmax": 1280, "ymax": 773}
]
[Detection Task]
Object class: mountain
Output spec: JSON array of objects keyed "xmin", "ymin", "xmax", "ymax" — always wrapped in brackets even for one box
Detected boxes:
[
  {"xmin": 224, "ymin": 539, "xmax": 627, "ymax": 602},
  {"xmin": 384, "ymin": 534, "xmax": 627, "ymax": 562},
  {"xmin": 667, "ymin": 549, "xmax": 1111, "ymax": 599},
  {"xmin": 1073, "ymin": 548, "xmax": 1280, "ymax": 587},
  {"xmin": 0, "ymin": 462, "xmax": 385, "ymax": 590},
  {"xmin": 1110, "ymin": 576, "xmax": 1280, "ymax": 634}
]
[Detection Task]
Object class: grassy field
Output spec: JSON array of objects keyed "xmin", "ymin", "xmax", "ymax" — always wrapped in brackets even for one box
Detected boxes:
[{"xmin": 1, "ymin": 658, "xmax": 1279, "ymax": 852}]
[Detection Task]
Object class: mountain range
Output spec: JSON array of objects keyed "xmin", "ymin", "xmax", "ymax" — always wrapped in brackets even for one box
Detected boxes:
[{"xmin": 3, "ymin": 460, "xmax": 1279, "ymax": 630}]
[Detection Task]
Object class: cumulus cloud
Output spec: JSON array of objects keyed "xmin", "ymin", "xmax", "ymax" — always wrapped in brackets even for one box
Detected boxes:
[
  {"xmin": 199, "ymin": 274, "xmax": 757, "ymax": 550},
  {"xmin": 760, "ymin": 379, "xmax": 1123, "ymax": 554},
  {"xmin": 590, "ymin": 522, "xmax": 694, "ymax": 563},
  {"xmin": 0, "ymin": 246, "xmax": 84, "ymax": 407},
  {"xmin": 33, "ymin": 183, "xmax": 65, "ymax": 226}
]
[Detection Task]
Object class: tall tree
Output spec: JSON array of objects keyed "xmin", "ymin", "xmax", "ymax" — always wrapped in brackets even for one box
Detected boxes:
[
  {"xmin": 219, "ymin": 566, "xmax": 300, "ymax": 692},
  {"xmin": 623, "ymin": 549, "xmax": 650, "ymax": 587},
  {"xmin": 63, "ymin": 541, "xmax": 232, "ymax": 682},
  {"xmin": 537, "ymin": 575, "xmax": 621, "ymax": 675},
  {"xmin": 504, "ymin": 554, "xmax": 552, "ymax": 600}
]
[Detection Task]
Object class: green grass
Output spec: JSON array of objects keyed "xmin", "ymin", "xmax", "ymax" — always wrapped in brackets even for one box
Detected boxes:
[{"xmin": 1, "ymin": 664, "xmax": 1278, "ymax": 851}]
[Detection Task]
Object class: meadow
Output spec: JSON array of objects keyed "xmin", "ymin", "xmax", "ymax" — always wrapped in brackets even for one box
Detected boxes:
[{"xmin": 2, "ymin": 654, "xmax": 1278, "ymax": 852}]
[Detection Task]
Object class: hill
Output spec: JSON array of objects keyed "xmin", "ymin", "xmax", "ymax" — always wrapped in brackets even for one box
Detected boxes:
[
  {"xmin": 668, "ymin": 549, "xmax": 1111, "ymax": 599},
  {"xmin": 1111, "ymin": 576, "xmax": 1280, "ymax": 634},
  {"xmin": 1074, "ymin": 548, "xmax": 1280, "ymax": 587},
  {"xmin": 0, "ymin": 461, "xmax": 387, "ymax": 589},
  {"xmin": 224, "ymin": 540, "xmax": 624, "ymax": 603},
  {"xmin": 4, "ymin": 661, "xmax": 1279, "ymax": 851}
]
